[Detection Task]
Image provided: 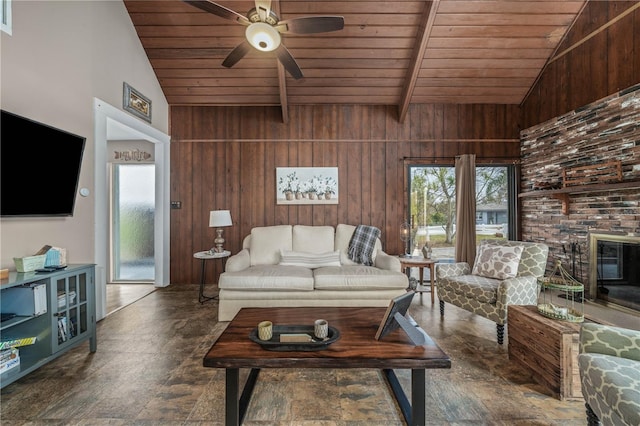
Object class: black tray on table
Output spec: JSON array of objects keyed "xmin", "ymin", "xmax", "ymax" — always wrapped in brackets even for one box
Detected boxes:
[{"xmin": 249, "ymin": 324, "xmax": 340, "ymax": 351}]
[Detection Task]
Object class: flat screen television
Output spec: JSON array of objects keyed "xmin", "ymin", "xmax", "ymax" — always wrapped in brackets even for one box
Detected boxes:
[{"xmin": 1, "ymin": 110, "xmax": 86, "ymax": 217}]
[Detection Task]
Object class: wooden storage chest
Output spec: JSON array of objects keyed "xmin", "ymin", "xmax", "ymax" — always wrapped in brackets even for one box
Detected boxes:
[{"xmin": 508, "ymin": 305, "xmax": 582, "ymax": 400}]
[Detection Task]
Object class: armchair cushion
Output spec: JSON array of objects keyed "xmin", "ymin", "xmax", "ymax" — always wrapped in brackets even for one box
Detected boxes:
[
  {"xmin": 441, "ymin": 274, "xmax": 500, "ymax": 304},
  {"xmin": 472, "ymin": 244, "xmax": 523, "ymax": 279}
]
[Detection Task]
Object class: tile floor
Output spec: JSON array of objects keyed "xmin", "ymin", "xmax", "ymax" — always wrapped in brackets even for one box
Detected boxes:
[{"xmin": 2, "ymin": 283, "xmax": 636, "ymax": 425}]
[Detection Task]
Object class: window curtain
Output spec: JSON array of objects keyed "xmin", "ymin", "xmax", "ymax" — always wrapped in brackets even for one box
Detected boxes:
[{"xmin": 455, "ymin": 154, "xmax": 476, "ymax": 266}]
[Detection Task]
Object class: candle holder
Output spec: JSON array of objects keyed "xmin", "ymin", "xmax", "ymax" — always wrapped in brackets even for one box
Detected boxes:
[{"xmin": 399, "ymin": 221, "xmax": 411, "ymax": 257}]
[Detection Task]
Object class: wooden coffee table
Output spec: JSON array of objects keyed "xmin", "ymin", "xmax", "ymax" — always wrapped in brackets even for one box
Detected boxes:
[{"xmin": 203, "ymin": 307, "xmax": 451, "ymax": 426}]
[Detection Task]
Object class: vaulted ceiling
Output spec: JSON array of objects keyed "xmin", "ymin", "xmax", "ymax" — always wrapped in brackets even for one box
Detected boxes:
[{"xmin": 124, "ymin": 0, "xmax": 588, "ymax": 122}]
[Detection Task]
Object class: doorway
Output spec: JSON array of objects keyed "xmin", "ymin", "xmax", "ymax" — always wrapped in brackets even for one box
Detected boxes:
[
  {"xmin": 94, "ymin": 99, "xmax": 170, "ymax": 321},
  {"xmin": 106, "ymin": 163, "xmax": 157, "ymax": 315}
]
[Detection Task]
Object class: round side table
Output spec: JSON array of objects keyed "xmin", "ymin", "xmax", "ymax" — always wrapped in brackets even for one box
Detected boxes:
[
  {"xmin": 398, "ymin": 256, "xmax": 438, "ymax": 305},
  {"xmin": 194, "ymin": 250, "xmax": 231, "ymax": 303}
]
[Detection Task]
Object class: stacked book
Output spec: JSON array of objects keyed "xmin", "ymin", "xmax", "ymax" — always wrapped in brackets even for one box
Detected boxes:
[
  {"xmin": 0, "ymin": 337, "xmax": 36, "ymax": 351},
  {"xmin": 0, "ymin": 347, "xmax": 20, "ymax": 375}
]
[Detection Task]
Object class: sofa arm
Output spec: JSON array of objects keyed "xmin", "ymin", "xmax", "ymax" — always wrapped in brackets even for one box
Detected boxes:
[
  {"xmin": 497, "ymin": 276, "xmax": 539, "ymax": 306},
  {"xmin": 580, "ymin": 323, "xmax": 640, "ymax": 362},
  {"xmin": 225, "ymin": 249, "xmax": 250, "ymax": 272},
  {"xmin": 436, "ymin": 262, "xmax": 470, "ymax": 279},
  {"xmin": 374, "ymin": 250, "xmax": 401, "ymax": 272}
]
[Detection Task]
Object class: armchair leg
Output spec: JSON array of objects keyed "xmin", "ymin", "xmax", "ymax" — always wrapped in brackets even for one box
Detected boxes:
[
  {"xmin": 439, "ymin": 300, "xmax": 444, "ymax": 316},
  {"xmin": 496, "ymin": 324, "xmax": 505, "ymax": 345},
  {"xmin": 585, "ymin": 403, "xmax": 601, "ymax": 426}
]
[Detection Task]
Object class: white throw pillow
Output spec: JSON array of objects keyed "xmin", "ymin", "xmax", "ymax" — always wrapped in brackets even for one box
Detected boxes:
[
  {"xmin": 472, "ymin": 244, "xmax": 523, "ymax": 280},
  {"xmin": 279, "ymin": 250, "xmax": 341, "ymax": 269},
  {"xmin": 249, "ymin": 225, "xmax": 293, "ymax": 266}
]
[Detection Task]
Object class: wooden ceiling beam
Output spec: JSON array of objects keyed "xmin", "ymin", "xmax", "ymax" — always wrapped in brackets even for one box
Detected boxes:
[
  {"xmin": 398, "ymin": 0, "xmax": 439, "ymax": 123},
  {"xmin": 273, "ymin": 0, "xmax": 289, "ymax": 123}
]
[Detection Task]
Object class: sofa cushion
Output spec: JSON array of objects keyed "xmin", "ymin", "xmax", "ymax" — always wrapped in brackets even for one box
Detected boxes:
[
  {"xmin": 292, "ymin": 225, "xmax": 335, "ymax": 253},
  {"xmin": 219, "ymin": 265, "xmax": 314, "ymax": 291},
  {"xmin": 335, "ymin": 224, "xmax": 381, "ymax": 265},
  {"xmin": 438, "ymin": 274, "xmax": 500, "ymax": 304},
  {"xmin": 279, "ymin": 250, "xmax": 341, "ymax": 269},
  {"xmin": 313, "ymin": 265, "xmax": 408, "ymax": 290},
  {"xmin": 472, "ymin": 244, "xmax": 523, "ymax": 280},
  {"xmin": 249, "ymin": 225, "xmax": 293, "ymax": 266}
]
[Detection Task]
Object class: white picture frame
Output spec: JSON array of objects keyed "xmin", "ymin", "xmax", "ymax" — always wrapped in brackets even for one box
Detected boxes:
[{"xmin": 276, "ymin": 167, "xmax": 338, "ymax": 205}]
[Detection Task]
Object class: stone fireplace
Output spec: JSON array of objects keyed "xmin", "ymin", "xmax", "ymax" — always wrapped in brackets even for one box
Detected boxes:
[
  {"xmin": 520, "ymin": 84, "xmax": 640, "ymax": 316},
  {"xmin": 589, "ymin": 233, "xmax": 640, "ymax": 313}
]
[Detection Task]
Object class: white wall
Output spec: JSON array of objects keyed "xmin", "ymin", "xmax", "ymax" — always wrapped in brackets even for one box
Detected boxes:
[{"xmin": 0, "ymin": 1, "xmax": 168, "ymax": 269}]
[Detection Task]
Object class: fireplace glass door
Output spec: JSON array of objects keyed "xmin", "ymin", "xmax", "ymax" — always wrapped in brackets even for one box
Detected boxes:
[{"xmin": 590, "ymin": 234, "xmax": 640, "ymax": 313}]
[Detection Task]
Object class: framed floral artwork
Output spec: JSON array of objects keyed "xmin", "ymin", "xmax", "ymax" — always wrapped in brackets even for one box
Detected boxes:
[{"xmin": 276, "ymin": 167, "xmax": 338, "ymax": 205}]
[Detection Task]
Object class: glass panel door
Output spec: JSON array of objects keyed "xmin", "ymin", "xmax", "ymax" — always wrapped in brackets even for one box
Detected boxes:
[
  {"xmin": 111, "ymin": 164, "xmax": 155, "ymax": 281},
  {"xmin": 408, "ymin": 164, "xmax": 515, "ymax": 261}
]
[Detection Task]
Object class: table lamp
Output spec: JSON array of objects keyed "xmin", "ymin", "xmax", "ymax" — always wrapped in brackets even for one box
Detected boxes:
[{"xmin": 209, "ymin": 210, "xmax": 232, "ymax": 253}]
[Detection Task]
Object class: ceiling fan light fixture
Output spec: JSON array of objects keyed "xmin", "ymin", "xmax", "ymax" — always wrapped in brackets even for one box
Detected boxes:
[{"xmin": 245, "ymin": 22, "xmax": 281, "ymax": 52}]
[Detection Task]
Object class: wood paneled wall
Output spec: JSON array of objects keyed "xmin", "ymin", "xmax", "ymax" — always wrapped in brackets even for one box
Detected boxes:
[
  {"xmin": 169, "ymin": 2, "xmax": 638, "ymax": 285},
  {"xmin": 522, "ymin": 1, "xmax": 640, "ymax": 127},
  {"xmin": 170, "ymin": 104, "xmax": 521, "ymax": 284}
]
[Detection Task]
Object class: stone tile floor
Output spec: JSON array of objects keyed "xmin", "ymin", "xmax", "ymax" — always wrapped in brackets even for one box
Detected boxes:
[{"xmin": 1, "ymin": 284, "xmax": 594, "ymax": 425}]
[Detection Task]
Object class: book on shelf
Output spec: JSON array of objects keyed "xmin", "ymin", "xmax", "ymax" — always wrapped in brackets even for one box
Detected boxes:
[
  {"xmin": 58, "ymin": 317, "xmax": 68, "ymax": 342},
  {"xmin": 0, "ymin": 347, "xmax": 19, "ymax": 363},
  {"xmin": 0, "ymin": 355, "xmax": 20, "ymax": 375},
  {"xmin": 0, "ymin": 337, "xmax": 37, "ymax": 351},
  {"xmin": 0, "ymin": 347, "xmax": 20, "ymax": 375}
]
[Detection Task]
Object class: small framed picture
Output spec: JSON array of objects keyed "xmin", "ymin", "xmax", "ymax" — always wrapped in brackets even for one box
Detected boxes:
[
  {"xmin": 375, "ymin": 291, "xmax": 415, "ymax": 340},
  {"xmin": 123, "ymin": 82, "xmax": 152, "ymax": 123}
]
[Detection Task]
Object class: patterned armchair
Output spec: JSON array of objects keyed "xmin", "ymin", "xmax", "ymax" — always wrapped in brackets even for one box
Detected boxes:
[
  {"xmin": 578, "ymin": 323, "xmax": 640, "ymax": 426},
  {"xmin": 436, "ymin": 239, "xmax": 549, "ymax": 344}
]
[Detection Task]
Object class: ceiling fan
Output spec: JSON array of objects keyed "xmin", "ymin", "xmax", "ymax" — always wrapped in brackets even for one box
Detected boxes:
[{"xmin": 183, "ymin": 0, "xmax": 345, "ymax": 79}]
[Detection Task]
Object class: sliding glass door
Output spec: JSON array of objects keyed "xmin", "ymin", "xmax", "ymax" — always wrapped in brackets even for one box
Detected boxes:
[{"xmin": 407, "ymin": 164, "xmax": 516, "ymax": 261}]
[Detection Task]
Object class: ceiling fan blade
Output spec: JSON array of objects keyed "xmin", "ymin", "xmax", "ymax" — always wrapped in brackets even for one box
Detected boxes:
[
  {"xmin": 277, "ymin": 16, "xmax": 344, "ymax": 34},
  {"xmin": 275, "ymin": 45, "xmax": 303, "ymax": 80},
  {"xmin": 182, "ymin": 0, "xmax": 250, "ymax": 25},
  {"xmin": 222, "ymin": 41, "xmax": 252, "ymax": 68},
  {"xmin": 254, "ymin": 0, "xmax": 272, "ymax": 22}
]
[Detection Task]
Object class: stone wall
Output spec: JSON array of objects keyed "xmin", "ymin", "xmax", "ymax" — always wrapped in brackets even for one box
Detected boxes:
[{"xmin": 520, "ymin": 84, "xmax": 640, "ymax": 295}]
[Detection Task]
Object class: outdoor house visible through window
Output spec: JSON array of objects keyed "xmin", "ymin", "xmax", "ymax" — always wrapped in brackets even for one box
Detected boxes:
[
  {"xmin": 1, "ymin": 0, "xmax": 11, "ymax": 35},
  {"xmin": 406, "ymin": 162, "xmax": 517, "ymax": 261}
]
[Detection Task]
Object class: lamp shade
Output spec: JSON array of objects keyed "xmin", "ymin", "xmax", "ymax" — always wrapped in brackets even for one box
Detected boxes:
[{"xmin": 209, "ymin": 210, "xmax": 232, "ymax": 227}]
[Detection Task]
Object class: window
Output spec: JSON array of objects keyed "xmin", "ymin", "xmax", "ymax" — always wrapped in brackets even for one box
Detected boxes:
[
  {"xmin": 1, "ymin": 0, "xmax": 11, "ymax": 35},
  {"xmin": 407, "ymin": 163, "xmax": 517, "ymax": 260}
]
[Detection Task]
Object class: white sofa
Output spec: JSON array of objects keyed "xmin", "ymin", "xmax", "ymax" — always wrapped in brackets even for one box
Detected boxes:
[{"xmin": 217, "ymin": 224, "xmax": 409, "ymax": 321}]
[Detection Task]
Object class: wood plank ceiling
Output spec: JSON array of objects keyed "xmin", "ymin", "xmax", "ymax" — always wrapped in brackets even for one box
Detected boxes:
[{"xmin": 124, "ymin": 0, "xmax": 588, "ymax": 122}]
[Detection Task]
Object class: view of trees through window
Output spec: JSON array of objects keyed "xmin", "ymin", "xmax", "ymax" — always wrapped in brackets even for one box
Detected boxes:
[{"xmin": 408, "ymin": 165, "xmax": 512, "ymax": 260}]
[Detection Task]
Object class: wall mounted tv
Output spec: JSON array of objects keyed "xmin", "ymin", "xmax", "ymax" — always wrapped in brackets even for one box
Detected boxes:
[{"xmin": 1, "ymin": 110, "xmax": 86, "ymax": 217}]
